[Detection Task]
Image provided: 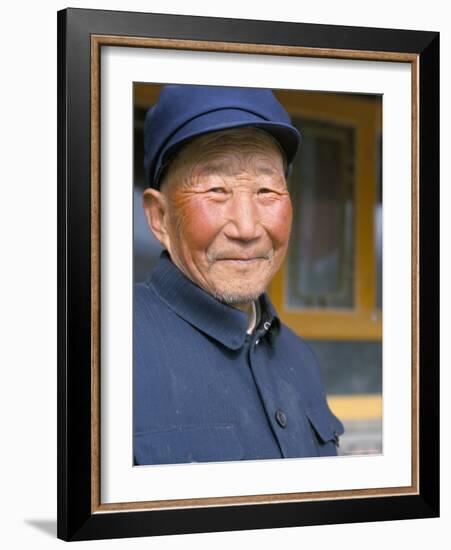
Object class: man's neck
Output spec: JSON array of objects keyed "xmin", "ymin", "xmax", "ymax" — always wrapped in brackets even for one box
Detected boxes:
[{"xmin": 232, "ymin": 301, "xmax": 253, "ymax": 314}]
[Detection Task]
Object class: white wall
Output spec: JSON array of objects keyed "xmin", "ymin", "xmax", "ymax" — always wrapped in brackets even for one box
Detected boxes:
[{"xmin": 0, "ymin": 1, "xmax": 448, "ymax": 548}]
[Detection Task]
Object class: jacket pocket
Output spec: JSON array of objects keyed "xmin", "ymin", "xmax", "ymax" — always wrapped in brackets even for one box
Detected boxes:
[
  {"xmin": 305, "ymin": 403, "xmax": 345, "ymax": 457},
  {"xmin": 134, "ymin": 423, "xmax": 244, "ymax": 465}
]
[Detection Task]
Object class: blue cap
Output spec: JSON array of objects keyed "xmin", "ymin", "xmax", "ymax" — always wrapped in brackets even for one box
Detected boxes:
[{"xmin": 143, "ymin": 85, "xmax": 301, "ymax": 189}]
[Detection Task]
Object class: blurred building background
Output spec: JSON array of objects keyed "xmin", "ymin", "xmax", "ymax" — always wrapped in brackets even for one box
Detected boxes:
[{"xmin": 133, "ymin": 84, "xmax": 383, "ymax": 457}]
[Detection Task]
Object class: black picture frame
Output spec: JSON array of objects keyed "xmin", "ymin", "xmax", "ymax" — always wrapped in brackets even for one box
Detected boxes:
[{"xmin": 57, "ymin": 7, "xmax": 439, "ymax": 541}]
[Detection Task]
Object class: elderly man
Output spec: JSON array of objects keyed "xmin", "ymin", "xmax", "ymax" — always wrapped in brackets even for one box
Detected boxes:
[{"xmin": 134, "ymin": 85, "xmax": 344, "ymax": 466}]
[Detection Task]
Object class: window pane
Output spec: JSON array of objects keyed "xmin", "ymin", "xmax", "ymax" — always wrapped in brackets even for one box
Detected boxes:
[{"xmin": 287, "ymin": 118, "xmax": 355, "ymax": 309}]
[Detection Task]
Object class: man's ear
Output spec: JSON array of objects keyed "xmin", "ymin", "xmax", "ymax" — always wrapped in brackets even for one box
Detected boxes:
[{"xmin": 142, "ymin": 187, "xmax": 171, "ymax": 250}]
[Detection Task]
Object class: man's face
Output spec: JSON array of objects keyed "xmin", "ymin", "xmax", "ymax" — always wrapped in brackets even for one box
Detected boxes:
[{"xmin": 144, "ymin": 128, "xmax": 293, "ymax": 310}]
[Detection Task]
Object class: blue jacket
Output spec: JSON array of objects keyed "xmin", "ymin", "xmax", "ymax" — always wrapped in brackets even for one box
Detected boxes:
[{"xmin": 134, "ymin": 251, "xmax": 344, "ymax": 465}]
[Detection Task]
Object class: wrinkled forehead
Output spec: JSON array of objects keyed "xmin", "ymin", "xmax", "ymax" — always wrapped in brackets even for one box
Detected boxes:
[{"xmin": 162, "ymin": 127, "xmax": 287, "ymax": 186}]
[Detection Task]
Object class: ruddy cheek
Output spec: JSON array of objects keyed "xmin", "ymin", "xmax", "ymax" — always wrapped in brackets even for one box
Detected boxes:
[
  {"xmin": 265, "ymin": 198, "xmax": 292, "ymax": 247},
  {"xmin": 179, "ymin": 198, "xmax": 223, "ymax": 251}
]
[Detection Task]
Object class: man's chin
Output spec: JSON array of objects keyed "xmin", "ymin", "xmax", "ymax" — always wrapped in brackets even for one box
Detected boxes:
[
  {"xmin": 210, "ymin": 285, "xmax": 265, "ymax": 306},
  {"xmin": 202, "ymin": 265, "xmax": 274, "ymax": 304}
]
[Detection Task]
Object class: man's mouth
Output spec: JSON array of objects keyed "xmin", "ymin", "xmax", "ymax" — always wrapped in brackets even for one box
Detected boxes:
[
  {"xmin": 216, "ymin": 256, "xmax": 267, "ymax": 264},
  {"xmin": 207, "ymin": 250, "xmax": 274, "ymax": 266}
]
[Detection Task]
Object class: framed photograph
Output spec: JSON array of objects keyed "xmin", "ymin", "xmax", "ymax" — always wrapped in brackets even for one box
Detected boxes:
[{"xmin": 57, "ymin": 7, "xmax": 439, "ymax": 541}]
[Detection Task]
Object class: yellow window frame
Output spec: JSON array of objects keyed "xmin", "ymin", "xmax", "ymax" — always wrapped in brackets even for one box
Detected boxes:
[{"xmin": 270, "ymin": 90, "xmax": 382, "ymax": 341}]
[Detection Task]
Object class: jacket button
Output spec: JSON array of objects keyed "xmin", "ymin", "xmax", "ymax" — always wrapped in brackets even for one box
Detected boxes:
[{"xmin": 275, "ymin": 409, "xmax": 287, "ymax": 428}]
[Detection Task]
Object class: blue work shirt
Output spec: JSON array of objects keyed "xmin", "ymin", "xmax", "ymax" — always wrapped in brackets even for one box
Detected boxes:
[{"xmin": 134, "ymin": 251, "xmax": 344, "ymax": 465}]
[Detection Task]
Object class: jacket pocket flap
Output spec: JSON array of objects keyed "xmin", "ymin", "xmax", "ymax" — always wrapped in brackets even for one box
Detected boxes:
[
  {"xmin": 134, "ymin": 424, "xmax": 243, "ymax": 465},
  {"xmin": 305, "ymin": 404, "xmax": 344, "ymax": 444}
]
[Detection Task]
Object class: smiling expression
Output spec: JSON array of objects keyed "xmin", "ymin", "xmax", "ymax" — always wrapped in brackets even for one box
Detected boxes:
[{"xmin": 143, "ymin": 128, "xmax": 293, "ymax": 311}]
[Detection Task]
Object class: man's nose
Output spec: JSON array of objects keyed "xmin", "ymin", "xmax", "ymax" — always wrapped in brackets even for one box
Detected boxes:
[{"xmin": 223, "ymin": 192, "xmax": 263, "ymax": 242}]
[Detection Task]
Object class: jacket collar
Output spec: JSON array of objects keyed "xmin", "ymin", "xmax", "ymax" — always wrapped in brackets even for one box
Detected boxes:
[{"xmin": 146, "ymin": 250, "xmax": 280, "ymax": 350}]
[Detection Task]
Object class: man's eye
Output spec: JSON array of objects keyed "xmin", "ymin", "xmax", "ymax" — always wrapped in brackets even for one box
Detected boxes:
[
  {"xmin": 208, "ymin": 187, "xmax": 226, "ymax": 194},
  {"xmin": 258, "ymin": 188, "xmax": 275, "ymax": 194}
]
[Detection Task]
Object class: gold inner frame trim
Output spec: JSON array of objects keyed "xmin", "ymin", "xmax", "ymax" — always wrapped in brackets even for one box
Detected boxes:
[{"xmin": 90, "ymin": 34, "xmax": 420, "ymax": 514}]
